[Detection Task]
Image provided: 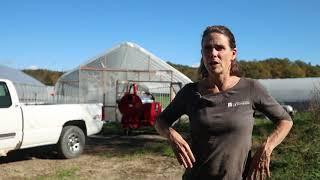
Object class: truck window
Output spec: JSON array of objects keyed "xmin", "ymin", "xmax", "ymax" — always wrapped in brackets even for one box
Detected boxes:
[{"xmin": 0, "ymin": 82, "xmax": 12, "ymax": 108}]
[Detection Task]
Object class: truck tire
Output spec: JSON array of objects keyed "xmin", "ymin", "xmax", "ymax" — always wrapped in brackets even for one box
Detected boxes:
[{"xmin": 57, "ymin": 126, "xmax": 85, "ymax": 159}]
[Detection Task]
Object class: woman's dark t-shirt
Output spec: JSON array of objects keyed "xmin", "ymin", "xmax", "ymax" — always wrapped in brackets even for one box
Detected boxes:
[{"xmin": 158, "ymin": 78, "xmax": 292, "ymax": 180}]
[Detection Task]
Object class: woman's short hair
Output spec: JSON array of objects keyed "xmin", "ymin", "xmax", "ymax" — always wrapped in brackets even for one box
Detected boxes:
[{"xmin": 198, "ymin": 25, "xmax": 241, "ymax": 79}]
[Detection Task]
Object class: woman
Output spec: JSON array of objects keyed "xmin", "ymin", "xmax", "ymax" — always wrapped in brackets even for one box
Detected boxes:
[{"xmin": 155, "ymin": 25, "xmax": 293, "ymax": 180}]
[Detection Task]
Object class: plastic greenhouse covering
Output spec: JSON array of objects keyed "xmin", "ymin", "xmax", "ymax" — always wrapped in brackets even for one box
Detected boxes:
[
  {"xmin": 0, "ymin": 65, "xmax": 53, "ymax": 104},
  {"xmin": 258, "ymin": 77, "xmax": 320, "ymax": 109},
  {"xmin": 55, "ymin": 42, "xmax": 193, "ymax": 121}
]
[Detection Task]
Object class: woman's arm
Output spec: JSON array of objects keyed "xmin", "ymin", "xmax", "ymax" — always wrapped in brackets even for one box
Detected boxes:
[
  {"xmin": 247, "ymin": 119, "xmax": 293, "ymax": 179},
  {"xmin": 155, "ymin": 118, "xmax": 195, "ymax": 169}
]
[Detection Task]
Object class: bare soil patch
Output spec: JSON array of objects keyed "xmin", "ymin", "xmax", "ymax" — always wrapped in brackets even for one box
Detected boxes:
[{"xmin": 0, "ymin": 134, "xmax": 184, "ymax": 180}]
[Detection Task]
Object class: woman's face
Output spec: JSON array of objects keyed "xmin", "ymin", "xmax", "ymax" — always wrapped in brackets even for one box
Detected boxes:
[{"xmin": 201, "ymin": 32, "xmax": 237, "ymax": 77}]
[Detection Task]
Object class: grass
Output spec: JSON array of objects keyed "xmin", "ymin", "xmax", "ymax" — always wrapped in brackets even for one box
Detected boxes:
[
  {"xmin": 56, "ymin": 167, "xmax": 79, "ymax": 179},
  {"xmin": 98, "ymin": 122, "xmax": 175, "ymax": 158},
  {"xmin": 252, "ymin": 112, "xmax": 320, "ymax": 179},
  {"xmin": 153, "ymin": 93, "xmax": 170, "ymax": 109},
  {"xmin": 101, "ymin": 121, "xmax": 123, "ymax": 135},
  {"xmin": 101, "ymin": 121, "xmax": 157, "ymax": 135},
  {"xmin": 100, "ymin": 112, "xmax": 320, "ymax": 179},
  {"xmin": 135, "ymin": 142, "xmax": 174, "ymax": 157},
  {"xmin": 35, "ymin": 167, "xmax": 80, "ymax": 180},
  {"xmin": 96, "ymin": 141, "xmax": 175, "ymax": 159}
]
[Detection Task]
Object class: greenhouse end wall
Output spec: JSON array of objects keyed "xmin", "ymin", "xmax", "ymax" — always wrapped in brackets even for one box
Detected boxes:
[{"xmin": 55, "ymin": 67, "xmax": 182, "ymax": 121}]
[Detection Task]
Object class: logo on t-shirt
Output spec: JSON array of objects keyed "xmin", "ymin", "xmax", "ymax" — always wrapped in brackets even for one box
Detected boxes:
[{"xmin": 227, "ymin": 101, "xmax": 250, "ymax": 108}]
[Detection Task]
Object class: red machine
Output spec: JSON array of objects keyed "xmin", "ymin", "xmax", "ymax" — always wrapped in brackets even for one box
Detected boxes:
[{"xmin": 117, "ymin": 83, "xmax": 162, "ymax": 133}]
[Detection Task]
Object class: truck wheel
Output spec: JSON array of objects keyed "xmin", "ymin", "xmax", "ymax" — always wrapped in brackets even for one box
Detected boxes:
[{"xmin": 57, "ymin": 126, "xmax": 85, "ymax": 159}]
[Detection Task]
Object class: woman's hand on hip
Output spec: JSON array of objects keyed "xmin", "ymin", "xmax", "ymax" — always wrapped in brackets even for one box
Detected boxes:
[
  {"xmin": 168, "ymin": 127, "xmax": 195, "ymax": 169},
  {"xmin": 247, "ymin": 140, "xmax": 272, "ymax": 180}
]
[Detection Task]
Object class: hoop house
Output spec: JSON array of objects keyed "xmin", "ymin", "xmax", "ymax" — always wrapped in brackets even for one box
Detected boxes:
[
  {"xmin": 0, "ymin": 65, "xmax": 50, "ymax": 103},
  {"xmin": 55, "ymin": 42, "xmax": 192, "ymax": 121},
  {"xmin": 258, "ymin": 77, "xmax": 320, "ymax": 110}
]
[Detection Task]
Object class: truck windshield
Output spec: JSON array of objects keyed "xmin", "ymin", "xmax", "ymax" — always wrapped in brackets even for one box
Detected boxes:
[{"xmin": 0, "ymin": 82, "xmax": 12, "ymax": 108}]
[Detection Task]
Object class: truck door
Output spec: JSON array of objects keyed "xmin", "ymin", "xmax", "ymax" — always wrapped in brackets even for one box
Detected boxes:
[{"xmin": 0, "ymin": 81, "xmax": 23, "ymax": 151}]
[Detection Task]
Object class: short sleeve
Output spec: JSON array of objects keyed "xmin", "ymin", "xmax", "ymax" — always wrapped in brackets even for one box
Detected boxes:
[
  {"xmin": 157, "ymin": 83, "xmax": 194, "ymax": 126},
  {"xmin": 252, "ymin": 80, "xmax": 292, "ymax": 123}
]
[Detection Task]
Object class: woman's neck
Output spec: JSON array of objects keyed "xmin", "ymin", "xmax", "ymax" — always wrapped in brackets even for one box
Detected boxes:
[
  {"xmin": 208, "ymin": 73, "xmax": 230, "ymax": 89},
  {"xmin": 202, "ymin": 74, "xmax": 240, "ymax": 94}
]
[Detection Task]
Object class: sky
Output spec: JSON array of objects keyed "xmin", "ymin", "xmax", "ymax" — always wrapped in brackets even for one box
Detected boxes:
[{"xmin": 0, "ymin": 0, "xmax": 320, "ymax": 71}]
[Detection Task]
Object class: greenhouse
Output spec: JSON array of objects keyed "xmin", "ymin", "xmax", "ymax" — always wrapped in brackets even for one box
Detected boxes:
[
  {"xmin": 55, "ymin": 42, "xmax": 192, "ymax": 121},
  {"xmin": 258, "ymin": 77, "xmax": 320, "ymax": 110},
  {"xmin": 0, "ymin": 65, "xmax": 51, "ymax": 103}
]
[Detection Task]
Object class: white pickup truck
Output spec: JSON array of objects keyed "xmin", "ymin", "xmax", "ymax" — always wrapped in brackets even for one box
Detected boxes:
[{"xmin": 0, "ymin": 79, "xmax": 104, "ymax": 159}]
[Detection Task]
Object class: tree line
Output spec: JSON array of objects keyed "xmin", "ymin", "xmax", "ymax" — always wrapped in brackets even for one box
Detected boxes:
[
  {"xmin": 169, "ymin": 58, "xmax": 320, "ymax": 82},
  {"xmin": 23, "ymin": 58, "xmax": 320, "ymax": 86},
  {"xmin": 23, "ymin": 69, "xmax": 64, "ymax": 86}
]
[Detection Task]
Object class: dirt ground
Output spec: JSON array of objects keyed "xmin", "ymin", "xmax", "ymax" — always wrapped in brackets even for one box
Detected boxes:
[{"xmin": 0, "ymin": 134, "xmax": 184, "ymax": 180}]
